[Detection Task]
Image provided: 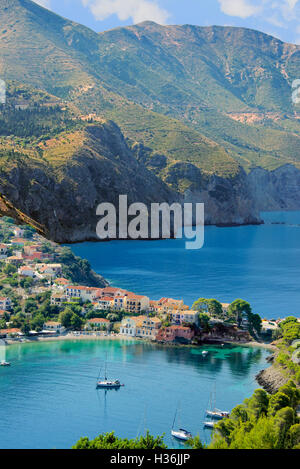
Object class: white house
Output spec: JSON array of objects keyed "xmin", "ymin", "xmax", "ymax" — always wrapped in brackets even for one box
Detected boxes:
[
  {"xmin": 0, "ymin": 297, "xmax": 12, "ymax": 311},
  {"xmin": 170, "ymin": 310, "xmax": 198, "ymax": 325},
  {"xmin": 13, "ymin": 227, "xmax": 25, "ymax": 237},
  {"xmin": 65, "ymin": 285, "xmax": 102, "ymax": 302},
  {"xmin": 120, "ymin": 317, "xmax": 138, "ymax": 337},
  {"xmin": 43, "ymin": 321, "xmax": 65, "ymax": 334},
  {"xmin": 18, "ymin": 265, "xmax": 35, "ymax": 278},
  {"xmin": 0, "ymin": 243, "xmax": 8, "ymax": 258}
]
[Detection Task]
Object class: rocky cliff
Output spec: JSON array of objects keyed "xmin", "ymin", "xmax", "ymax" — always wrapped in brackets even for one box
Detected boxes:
[
  {"xmin": 248, "ymin": 165, "xmax": 300, "ymax": 211},
  {"xmin": 0, "ymin": 121, "xmax": 262, "ymax": 242}
]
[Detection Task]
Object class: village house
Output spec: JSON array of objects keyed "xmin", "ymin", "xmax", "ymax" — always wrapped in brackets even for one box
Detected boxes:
[
  {"xmin": 37, "ymin": 263, "xmax": 62, "ymax": 278},
  {"xmin": 120, "ymin": 315, "xmax": 161, "ymax": 340},
  {"xmin": 112, "ymin": 295, "xmax": 126, "ymax": 310},
  {"xmin": 65, "ymin": 285, "xmax": 102, "ymax": 302},
  {"xmin": 0, "ymin": 309, "xmax": 8, "ymax": 319},
  {"xmin": 120, "ymin": 316, "xmax": 139, "ymax": 337},
  {"xmin": 135, "ymin": 316, "xmax": 162, "ymax": 340},
  {"xmin": 0, "ymin": 328, "xmax": 22, "ymax": 338},
  {"xmin": 85, "ymin": 318, "xmax": 110, "ymax": 331},
  {"xmin": 54, "ymin": 278, "xmax": 70, "ymax": 287},
  {"xmin": 156, "ymin": 325, "xmax": 195, "ymax": 343},
  {"xmin": 43, "ymin": 321, "xmax": 65, "ymax": 334},
  {"xmin": 6, "ymin": 255, "xmax": 24, "ymax": 266},
  {"xmin": 50, "ymin": 293, "xmax": 67, "ymax": 306},
  {"xmin": 11, "ymin": 238, "xmax": 27, "ymax": 247},
  {"xmin": 170, "ymin": 310, "xmax": 198, "ymax": 325},
  {"xmin": 18, "ymin": 265, "xmax": 35, "ymax": 278},
  {"xmin": 94, "ymin": 296, "xmax": 114, "ymax": 310},
  {"xmin": 124, "ymin": 293, "xmax": 150, "ymax": 314},
  {"xmin": 0, "ymin": 297, "xmax": 12, "ymax": 311},
  {"xmin": 13, "ymin": 227, "xmax": 25, "ymax": 237},
  {"xmin": 0, "ymin": 243, "xmax": 8, "ymax": 258},
  {"xmin": 99, "ymin": 287, "xmax": 128, "ymax": 298},
  {"xmin": 23, "ymin": 244, "xmax": 42, "ymax": 257}
]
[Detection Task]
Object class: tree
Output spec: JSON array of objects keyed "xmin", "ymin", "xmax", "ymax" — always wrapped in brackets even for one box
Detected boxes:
[
  {"xmin": 228, "ymin": 299, "xmax": 252, "ymax": 327},
  {"xmin": 192, "ymin": 298, "xmax": 210, "ymax": 313},
  {"xmin": 21, "ymin": 322, "xmax": 30, "ymax": 335},
  {"xmin": 70, "ymin": 313, "xmax": 83, "ymax": 331},
  {"xmin": 59, "ymin": 308, "xmax": 73, "ymax": 328},
  {"xmin": 72, "ymin": 431, "xmax": 167, "ymax": 449},
  {"xmin": 3, "ymin": 264, "xmax": 17, "ymax": 276}
]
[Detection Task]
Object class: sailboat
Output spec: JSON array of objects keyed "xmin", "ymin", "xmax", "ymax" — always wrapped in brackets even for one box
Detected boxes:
[
  {"xmin": 206, "ymin": 383, "xmax": 229, "ymax": 419},
  {"xmin": 96, "ymin": 355, "xmax": 124, "ymax": 389},
  {"xmin": 171, "ymin": 404, "xmax": 192, "ymax": 441}
]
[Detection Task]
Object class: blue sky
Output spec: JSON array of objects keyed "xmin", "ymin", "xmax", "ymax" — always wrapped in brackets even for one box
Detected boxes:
[{"xmin": 34, "ymin": 0, "xmax": 300, "ymax": 44}]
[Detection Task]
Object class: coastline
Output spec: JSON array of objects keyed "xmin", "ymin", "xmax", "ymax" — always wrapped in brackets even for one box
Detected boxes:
[{"xmin": 5, "ymin": 333, "xmax": 275, "ymax": 351}]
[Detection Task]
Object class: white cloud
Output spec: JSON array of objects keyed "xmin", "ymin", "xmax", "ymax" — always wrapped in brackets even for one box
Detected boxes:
[
  {"xmin": 82, "ymin": 0, "xmax": 170, "ymax": 24},
  {"xmin": 33, "ymin": 0, "xmax": 51, "ymax": 8},
  {"xmin": 218, "ymin": 0, "xmax": 262, "ymax": 18}
]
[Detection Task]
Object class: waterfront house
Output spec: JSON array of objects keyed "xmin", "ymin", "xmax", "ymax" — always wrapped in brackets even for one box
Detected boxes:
[
  {"xmin": 135, "ymin": 316, "xmax": 162, "ymax": 340},
  {"xmin": 120, "ymin": 317, "xmax": 138, "ymax": 337},
  {"xmin": 124, "ymin": 293, "xmax": 150, "ymax": 314},
  {"xmin": 85, "ymin": 318, "xmax": 110, "ymax": 331},
  {"xmin": 0, "ymin": 297, "xmax": 12, "ymax": 311},
  {"xmin": 0, "ymin": 328, "xmax": 22, "ymax": 338},
  {"xmin": 24, "ymin": 245, "xmax": 42, "ymax": 256},
  {"xmin": 170, "ymin": 310, "xmax": 198, "ymax": 325},
  {"xmin": 43, "ymin": 321, "xmax": 65, "ymax": 334}
]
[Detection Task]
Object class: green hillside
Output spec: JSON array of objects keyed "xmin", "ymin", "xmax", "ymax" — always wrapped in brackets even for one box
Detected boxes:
[{"xmin": 0, "ymin": 0, "xmax": 299, "ymax": 178}]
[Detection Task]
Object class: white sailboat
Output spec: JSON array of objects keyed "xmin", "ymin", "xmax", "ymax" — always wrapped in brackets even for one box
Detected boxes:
[
  {"xmin": 96, "ymin": 355, "xmax": 124, "ymax": 389},
  {"xmin": 206, "ymin": 383, "xmax": 229, "ymax": 419},
  {"xmin": 171, "ymin": 404, "xmax": 192, "ymax": 441}
]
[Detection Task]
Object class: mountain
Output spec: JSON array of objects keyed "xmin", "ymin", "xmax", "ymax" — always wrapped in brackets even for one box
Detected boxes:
[{"xmin": 0, "ymin": 0, "xmax": 299, "ymax": 240}]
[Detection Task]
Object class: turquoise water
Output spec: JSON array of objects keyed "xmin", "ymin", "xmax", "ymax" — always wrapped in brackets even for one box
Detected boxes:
[
  {"xmin": 70, "ymin": 211, "xmax": 300, "ymax": 318},
  {"xmin": 0, "ymin": 339, "xmax": 270, "ymax": 449}
]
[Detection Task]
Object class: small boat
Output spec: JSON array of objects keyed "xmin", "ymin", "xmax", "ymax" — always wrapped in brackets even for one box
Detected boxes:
[
  {"xmin": 203, "ymin": 420, "xmax": 217, "ymax": 429},
  {"xmin": 171, "ymin": 429, "xmax": 192, "ymax": 441},
  {"xmin": 206, "ymin": 409, "xmax": 229, "ymax": 419},
  {"xmin": 0, "ymin": 360, "xmax": 11, "ymax": 367},
  {"xmin": 96, "ymin": 355, "xmax": 124, "ymax": 389},
  {"xmin": 171, "ymin": 403, "xmax": 192, "ymax": 441},
  {"xmin": 202, "ymin": 350, "xmax": 208, "ymax": 356}
]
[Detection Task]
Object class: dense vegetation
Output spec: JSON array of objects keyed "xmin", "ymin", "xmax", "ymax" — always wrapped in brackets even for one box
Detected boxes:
[
  {"xmin": 207, "ymin": 380, "xmax": 300, "ymax": 449},
  {"xmin": 192, "ymin": 297, "xmax": 262, "ymax": 338},
  {"xmin": 73, "ymin": 432, "xmax": 167, "ymax": 450}
]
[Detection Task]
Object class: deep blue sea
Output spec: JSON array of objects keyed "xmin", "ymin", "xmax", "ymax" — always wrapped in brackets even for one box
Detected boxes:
[
  {"xmin": 0, "ymin": 339, "xmax": 270, "ymax": 449},
  {"xmin": 70, "ymin": 211, "xmax": 300, "ymax": 319}
]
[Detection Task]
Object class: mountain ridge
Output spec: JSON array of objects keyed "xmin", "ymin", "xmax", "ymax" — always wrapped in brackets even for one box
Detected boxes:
[{"xmin": 0, "ymin": 0, "xmax": 300, "ymax": 239}]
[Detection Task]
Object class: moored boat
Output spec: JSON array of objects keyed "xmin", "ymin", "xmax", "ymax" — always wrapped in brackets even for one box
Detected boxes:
[
  {"xmin": 96, "ymin": 355, "xmax": 124, "ymax": 389},
  {"xmin": 171, "ymin": 428, "xmax": 192, "ymax": 441},
  {"xmin": 0, "ymin": 360, "xmax": 11, "ymax": 367}
]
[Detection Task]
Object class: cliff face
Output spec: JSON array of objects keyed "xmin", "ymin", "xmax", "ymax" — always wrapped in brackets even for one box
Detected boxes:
[
  {"xmin": 248, "ymin": 165, "xmax": 300, "ymax": 211},
  {"xmin": 0, "ymin": 122, "xmax": 262, "ymax": 242}
]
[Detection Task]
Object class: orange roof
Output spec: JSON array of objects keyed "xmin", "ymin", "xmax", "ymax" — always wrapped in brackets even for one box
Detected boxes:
[
  {"xmin": 12, "ymin": 238, "xmax": 26, "ymax": 243},
  {"xmin": 126, "ymin": 293, "xmax": 147, "ymax": 300},
  {"xmin": 55, "ymin": 278, "xmax": 70, "ymax": 285},
  {"xmin": 0, "ymin": 328, "xmax": 21, "ymax": 334},
  {"xmin": 99, "ymin": 297, "xmax": 113, "ymax": 302},
  {"xmin": 88, "ymin": 318, "xmax": 110, "ymax": 323}
]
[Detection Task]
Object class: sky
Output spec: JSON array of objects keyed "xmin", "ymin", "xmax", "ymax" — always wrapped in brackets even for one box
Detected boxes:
[{"xmin": 34, "ymin": 0, "xmax": 300, "ymax": 44}]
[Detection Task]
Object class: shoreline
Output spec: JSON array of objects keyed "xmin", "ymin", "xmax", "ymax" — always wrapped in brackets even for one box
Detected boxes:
[{"xmin": 5, "ymin": 333, "xmax": 275, "ymax": 351}]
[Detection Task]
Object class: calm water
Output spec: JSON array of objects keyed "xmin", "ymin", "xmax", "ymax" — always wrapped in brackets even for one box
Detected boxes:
[
  {"xmin": 0, "ymin": 339, "xmax": 270, "ymax": 449},
  {"xmin": 70, "ymin": 211, "xmax": 300, "ymax": 319}
]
